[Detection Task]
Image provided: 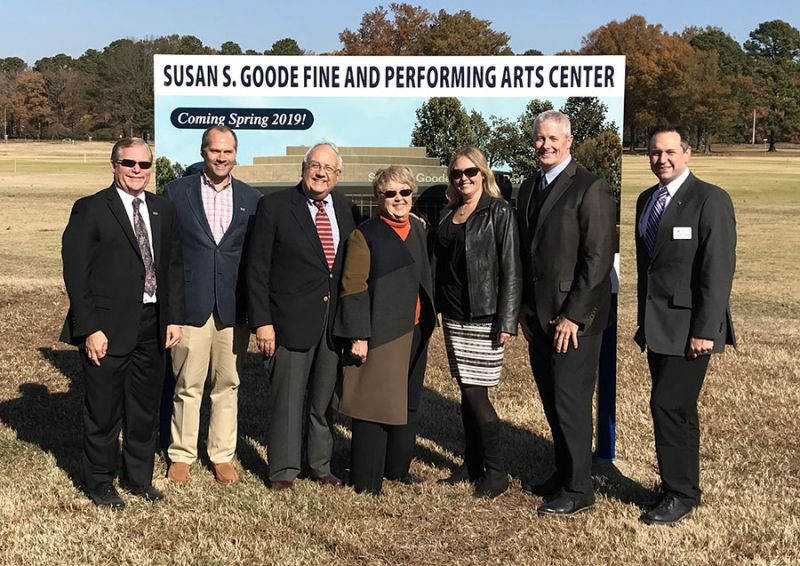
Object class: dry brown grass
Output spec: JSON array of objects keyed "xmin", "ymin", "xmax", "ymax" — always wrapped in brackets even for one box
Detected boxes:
[{"xmin": 0, "ymin": 141, "xmax": 798, "ymax": 565}]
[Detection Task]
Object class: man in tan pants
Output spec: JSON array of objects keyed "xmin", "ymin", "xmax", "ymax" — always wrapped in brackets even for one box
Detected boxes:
[{"xmin": 164, "ymin": 126, "xmax": 262, "ymax": 484}]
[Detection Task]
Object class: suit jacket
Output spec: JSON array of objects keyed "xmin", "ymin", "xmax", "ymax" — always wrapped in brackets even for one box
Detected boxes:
[
  {"xmin": 164, "ymin": 174, "xmax": 262, "ymax": 326},
  {"xmin": 246, "ymin": 182, "xmax": 361, "ymax": 350},
  {"xmin": 517, "ymin": 159, "xmax": 616, "ymax": 336},
  {"xmin": 60, "ymin": 185, "xmax": 185, "ymax": 355},
  {"xmin": 634, "ymin": 172, "xmax": 736, "ymax": 355}
]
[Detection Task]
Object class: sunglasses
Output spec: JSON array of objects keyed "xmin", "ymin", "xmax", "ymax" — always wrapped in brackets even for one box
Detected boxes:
[
  {"xmin": 450, "ymin": 167, "xmax": 480, "ymax": 180},
  {"xmin": 380, "ymin": 189, "xmax": 413, "ymax": 198},
  {"xmin": 116, "ymin": 159, "xmax": 153, "ymax": 169}
]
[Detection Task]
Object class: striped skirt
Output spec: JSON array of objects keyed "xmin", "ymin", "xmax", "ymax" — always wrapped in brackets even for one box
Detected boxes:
[{"xmin": 442, "ymin": 317, "xmax": 505, "ymax": 387}]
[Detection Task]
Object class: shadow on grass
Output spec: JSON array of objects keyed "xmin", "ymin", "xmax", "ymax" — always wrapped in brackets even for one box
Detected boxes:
[
  {"xmin": 0, "ymin": 348, "xmax": 84, "ymax": 487},
  {"xmin": 12, "ymin": 348, "xmax": 648, "ymax": 503}
]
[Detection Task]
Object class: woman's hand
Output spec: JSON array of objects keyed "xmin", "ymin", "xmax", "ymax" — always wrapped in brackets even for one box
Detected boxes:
[
  {"xmin": 498, "ymin": 332, "xmax": 512, "ymax": 346},
  {"xmin": 350, "ymin": 339, "xmax": 368, "ymax": 363}
]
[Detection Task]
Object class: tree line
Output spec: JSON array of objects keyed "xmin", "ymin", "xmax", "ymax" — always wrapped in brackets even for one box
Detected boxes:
[{"xmin": 1, "ymin": 5, "xmax": 798, "ymax": 152}]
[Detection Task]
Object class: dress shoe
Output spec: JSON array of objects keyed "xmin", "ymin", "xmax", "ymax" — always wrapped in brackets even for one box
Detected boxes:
[
  {"xmin": 271, "ymin": 480, "xmax": 294, "ymax": 491},
  {"xmin": 522, "ymin": 473, "xmax": 562, "ymax": 499},
  {"xmin": 537, "ymin": 493, "xmax": 594, "ymax": 516},
  {"xmin": 394, "ymin": 473, "xmax": 424, "ymax": 485},
  {"xmin": 642, "ymin": 494, "xmax": 694, "ymax": 526},
  {"xmin": 125, "ymin": 484, "xmax": 165, "ymax": 503},
  {"xmin": 167, "ymin": 462, "xmax": 190, "ymax": 486},
  {"xmin": 213, "ymin": 462, "xmax": 239, "ymax": 485},
  {"xmin": 89, "ymin": 483, "xmax": 125, "ymax": 511},
  {"xmin": 313, "ymin": 474, "xmax": 343, "ymax": 487}
]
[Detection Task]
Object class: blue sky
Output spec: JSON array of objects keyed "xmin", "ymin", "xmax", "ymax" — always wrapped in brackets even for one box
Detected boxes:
[{"xmin": 2, "ymin": 0, "xmax": 797, "ymax": 66}]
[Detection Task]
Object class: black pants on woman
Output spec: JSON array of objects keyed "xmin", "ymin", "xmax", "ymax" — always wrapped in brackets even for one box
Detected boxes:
[{"xmin": 350, "ymin": 327, "xmax": 427, "ymax": 495}]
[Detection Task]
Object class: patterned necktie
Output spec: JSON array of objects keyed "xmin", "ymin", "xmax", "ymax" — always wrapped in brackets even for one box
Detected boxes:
[
  {"xmin": 314, "ymin": 200, "xmax": 335, "ymax": 270},
  {"xmin": 644, "ymin": 186, "xmax": 669, "ymax": 257},
  {"xmin": 132, "ymin": 198, "xmax": 157, "ymax": 296}
]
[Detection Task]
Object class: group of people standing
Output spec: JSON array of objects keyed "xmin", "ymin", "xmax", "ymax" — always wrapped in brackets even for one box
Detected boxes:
[{"xmin": 60, "ymin": 110, "xmax": 736, "ymax": 527}]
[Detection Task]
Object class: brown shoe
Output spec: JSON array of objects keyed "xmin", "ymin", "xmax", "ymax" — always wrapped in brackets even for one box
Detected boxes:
[
  {"xmin": 271, "ymin": 480, "xmax": 294, "ymax": 491},
  {"xmin": 168, "ymin": 462, "xmax": 190, "ymax": 486},
  {"xmin": 213, "ymin": 462, "xmax": 239, "ymax": 485}
]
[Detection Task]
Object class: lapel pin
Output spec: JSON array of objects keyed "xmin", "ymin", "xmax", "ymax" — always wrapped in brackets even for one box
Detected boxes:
[
  {"xmin": 240, "ymin": 207, "xmax": 246, "ymax": 211},
  {"xmin": 152, "ymin": 211, "xmax": 159, "ymax": 216}
]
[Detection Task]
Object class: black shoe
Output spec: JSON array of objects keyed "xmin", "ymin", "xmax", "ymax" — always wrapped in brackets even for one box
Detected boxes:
[
  {"xmin": 641, "ymin": 494, "xmax": 693, "ymax": 526},
  {"xmin": 474, "ymin": 470, "xmax": 509, "ymax": 499},
  {"xmin": 89, "ymin": 483, "xmax": 125, "ymax": 511},
  {"xmin": 394, "ymin": 473, "xmax": 424, "ymax": 485},
  {"xmin": 537, "ymin": 493, "xmax": 594, "ymax": 516},
  {"xmin": 521, "ymin": 473, "xmax": 562, "ymax": 499},
  {"xmin": 437, "ymin": 466, "xmax": 479, "ymax": 485},
  {"xmin": 125, "ymin": 484, "xmax": 165, "ymax": 502}
]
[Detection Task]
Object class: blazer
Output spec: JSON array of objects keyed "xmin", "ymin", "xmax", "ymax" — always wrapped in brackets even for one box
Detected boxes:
[
  {"xmin": 517, "ymin": 159, "xmax": 616, "ymax": 337},
  {"xmin": 246, "ymin": 182, "xmax": 361, "ymax": 350},
  {"xmin": 634, "ymin": 172, "xmax": 736, "ymax": 356},
  {"xmin": 60, "ymin": 185, "xmax": 184, "ymax": 355},
  {"xmin": 164, "ymin": 174, "xmax": 262, "ymax": 326}
]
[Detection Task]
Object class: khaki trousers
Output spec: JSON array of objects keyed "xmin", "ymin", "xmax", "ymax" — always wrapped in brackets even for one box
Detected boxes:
[{"xmin": 168, "ymin": 312, "xmax": 249, "ymax": 464}]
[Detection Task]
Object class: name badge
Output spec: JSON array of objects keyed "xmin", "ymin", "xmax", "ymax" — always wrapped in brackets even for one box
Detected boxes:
[{"xmin": 673, "ymin": 227, "xmax": 691, "ymax": 240}]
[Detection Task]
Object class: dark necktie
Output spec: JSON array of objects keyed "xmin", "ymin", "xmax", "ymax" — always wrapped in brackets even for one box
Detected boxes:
[
  {"xmin": 644, "ymin": 186, "xmax": 669, "ymax": 257},
  {"xmin": 314, "ymin": 200, "xmax": 335, "ymax": 270},
  {"xmin": 132, "ymin": 198, "xmax": 157, "ymax": 296}
]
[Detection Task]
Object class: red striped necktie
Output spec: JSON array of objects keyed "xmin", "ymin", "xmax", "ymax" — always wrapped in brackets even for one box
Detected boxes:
[{"xmin": 314, "ymin": 200, "xmax": 335, "ymax": 270}]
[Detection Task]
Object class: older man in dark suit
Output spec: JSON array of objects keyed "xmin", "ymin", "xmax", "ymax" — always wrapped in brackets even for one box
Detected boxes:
[
  {"xmin": 163, "ymin": 126, "xmax": 262, "ymax": 486},
  {"xmin": 517, "ymin": 110, "xmax": 616, "ymax": 516},
  {"xmin": 61, "ymin": 137, "xmax": 184, "ymax": 509},
  {"xmin": 247, "ymin": 142, "xmax": 361, "ymax": 490},
  {"xmin": 635, "ymin": 125, "xmax": 736, "ymax": 525}
]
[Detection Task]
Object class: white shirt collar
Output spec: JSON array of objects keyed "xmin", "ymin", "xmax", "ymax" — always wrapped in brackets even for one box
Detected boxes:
[{"xmin": 661, "ymin": 168, "xmax": 691, "ymax": 197}]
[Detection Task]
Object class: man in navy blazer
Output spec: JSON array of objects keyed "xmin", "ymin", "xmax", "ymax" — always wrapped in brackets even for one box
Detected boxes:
[
  {"xmin": 164, "ymin": 126, "xmax": 262, "ymax": 486},
  {"xmin": 61, "ymin": 138, "xmax": 184, "ymax": 509},
  {"xmin": 635, "ymin": 125, "xmax": 736, "ymax": 525},
  {"xmin": 247, "ymin": 142, "xmax": 361, "ymax": 490}
]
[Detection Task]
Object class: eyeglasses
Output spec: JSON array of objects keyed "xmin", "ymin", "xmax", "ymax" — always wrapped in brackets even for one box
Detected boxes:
[
  {"xmin": 380, "ymin": 189, "xmax": 413, "ymax": 199},
  {"xmin": 450, "ymin": 167, "xmax": 480, "ymax": 181},
  {"xmin": 115, "ymin": 159, "xmax": 153, "ymax": 169},
  {"xmin": 307, "ymin": 161, "xmax": 340, "ymax": 175}
]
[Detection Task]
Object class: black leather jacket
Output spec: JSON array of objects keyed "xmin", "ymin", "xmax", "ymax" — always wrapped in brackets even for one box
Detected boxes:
[{"xmin": 434, "ymin": 192, "xmax": 522, "ymax": 334}]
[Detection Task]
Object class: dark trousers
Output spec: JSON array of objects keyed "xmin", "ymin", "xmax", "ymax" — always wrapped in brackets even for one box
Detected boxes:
[
  {"xmin": 350, "ymin": 410, "xmax": 419, "ymax": 495},
  {"xmin": 648, "ymin": 351, "xmax": 710, "ymax": 506},
  {"xmin": 350, "ymin": 327, "xmax": 427, "ymax": 495},
  {"xmin": 528, "ymin": 319, "xmax": 603, "ymax": 499},
  {"xmin": 81, "ymin": 304, "xmax": 164, "ymax": 491},
  {"xmin": 267, "ymin": 311, "xmax": 339, "ymax": 482}
]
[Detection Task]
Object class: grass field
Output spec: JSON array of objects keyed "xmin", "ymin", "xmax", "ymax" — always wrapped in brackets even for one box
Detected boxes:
[{"xmin": 0, "ymin": 141, "xmax": 798, "ymax": 565}]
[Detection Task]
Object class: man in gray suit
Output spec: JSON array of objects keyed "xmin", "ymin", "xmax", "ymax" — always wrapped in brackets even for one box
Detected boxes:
[
  {"xmin": 635, "ymin": 124, "xmax": 736, "ymax": 525},
  {"xmin": 164, "ymin": 126, "xmax": 262, "ymax": 486}
]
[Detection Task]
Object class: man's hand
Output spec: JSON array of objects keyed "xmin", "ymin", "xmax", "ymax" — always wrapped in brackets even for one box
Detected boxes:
[
  {"xmin": 84, "ymin": 331, "xmax": 108, "ymax": 367},
  {"xmin": 688, "ymin": 337, "xmax": 713, "ymax": 359},
  {"xmin": 256, "ymin": 325, "xmax": 276, "ymax": 357},
  {"xmin": 498, "ymin": 332, "xmax": 512, "ymax": 346},
  {"xmin": 165, "ymin": 325, "xmax": 182, "ymax": 349},
  {"xmin": 550, "ymin": 314, "xmax": 579, "ymax": 353},
  {"xmin": 519, "ymin": 304, "xmax": 534, "ymax": 342},
  {"xmin": 350, "ymin": 340, "xmax": 368, "ymax": 363}
]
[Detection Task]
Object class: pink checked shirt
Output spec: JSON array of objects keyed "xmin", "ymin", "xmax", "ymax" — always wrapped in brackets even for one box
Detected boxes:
[{"xmin": 201, "ymin": 173, "xmax": 234, "ymax": 244}]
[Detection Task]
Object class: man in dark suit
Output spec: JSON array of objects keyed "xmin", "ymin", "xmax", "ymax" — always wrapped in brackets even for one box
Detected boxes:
[
  {"xmin": 635, "ymin": 125, "xmax": 736, "ymax": 525},
  {"xmin": 517, "ymin": 110, "xmax": 616, "ymax": 516},
  {"xmin": 163, "ymin": 126, "xmax": 262, "ymax": 486},
  {"xmin": 61, "ymin": 137, "xmax": 184, "ymax": 509},
  {"xmin": 246, "ymin": 142, "xmax": 360, "ymax": 490}
]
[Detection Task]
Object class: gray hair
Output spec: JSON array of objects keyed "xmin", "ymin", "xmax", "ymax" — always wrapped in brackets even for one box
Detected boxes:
[
  {"xmin": 111, "ymin": 137, "xmax": 153, "ymax": 162},
  {"xmin": 302, "ymin": 142, "xmax": 343, "ymax": 171},
  {"xmin": 533, "ymin": 110, "xmax": 572, "ymax": 138}
]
